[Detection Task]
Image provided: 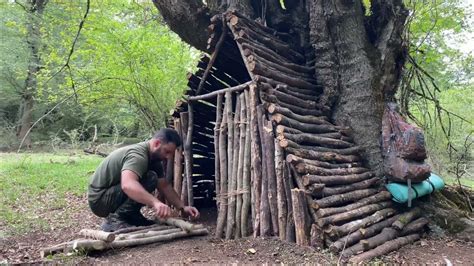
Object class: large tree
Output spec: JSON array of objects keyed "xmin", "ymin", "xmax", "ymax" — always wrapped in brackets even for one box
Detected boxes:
[
  {"xmin": 16, "ymin": 0, "xmax": 49, "ymax": 148},
  {"xmin": 152, "ymin": 0, "xmax": 408, "ymax": 175}
]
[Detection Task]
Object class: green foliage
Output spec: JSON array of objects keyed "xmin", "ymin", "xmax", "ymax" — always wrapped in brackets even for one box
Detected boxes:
[
  {"xmin": 403, "ymin": 0, "xmax": 474, "ymax": 182},
  {"xmin": 0, "ymin": 152, "xmax": 102, "ymax": 234},
  {"xmin": 0, "ymin": 0, "xmax": 198, "ymax": 148}
]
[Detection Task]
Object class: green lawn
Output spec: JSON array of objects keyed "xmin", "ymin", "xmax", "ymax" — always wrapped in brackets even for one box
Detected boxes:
[{"xmin": 0, "ymin": 152, "xmax": 102, "ymax": 234}]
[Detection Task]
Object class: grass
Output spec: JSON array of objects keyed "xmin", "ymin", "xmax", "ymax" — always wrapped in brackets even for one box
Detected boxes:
[{"xmin": 0, "ymin": 151, "xmax": 102, "ymax": 234}]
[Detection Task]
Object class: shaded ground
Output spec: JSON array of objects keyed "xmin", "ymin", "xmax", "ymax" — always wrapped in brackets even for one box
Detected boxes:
[{"xmin": 1, "ymin": 193, "xmax": 473, "ymax": 264}]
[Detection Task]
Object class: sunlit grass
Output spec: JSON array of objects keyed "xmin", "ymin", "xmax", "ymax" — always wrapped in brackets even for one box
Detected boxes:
[{"xmin": 0, "ymin": 152, "xmax": 102, "ymax": 234}]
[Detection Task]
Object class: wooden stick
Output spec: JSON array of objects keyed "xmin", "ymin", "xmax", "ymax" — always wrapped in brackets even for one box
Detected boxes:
[
  {"xmin": 215, "ymin": 92, "xmax": 229, "ymax": 238},
  {"xmin": 115, "ymin": 225, "xmax": 176, "ymax": 239},
  {"xmin": 184, "ymin": 102, "xmax": 194, "ymax": 206},
  {"xmin": 79, "ymin": 229, "xmax": 115, "ymax": 242},
  {"xmin": 265, "ymin": 120, "xmax": 279, "ymax": 236},
  {"xmin": 330, "ymin": 215, "xmax": 400, "ymax": 252},
  {"xmin": 261, "ymin": 92, "xmax": 324, "ymax": 117},
  {"xmin": 348, "ymin": 234, "xmax": 421, "ymax": 264},
  {"xmin": 120, "ymin": 228, "xmax": 183, "ymax": 240},
  {"xmin": 115, "ymin": 228, "xmax": 209, "ymax": 247},
  {"xmin": 268, "ymin": 104, "xmax": 329, "ymax": 124},
  {"xmin": 214, "ymin": 94, "xmax": 223, "ymax": 200},
  {"xmin": 286, "ymin": 154, "xmax": 361, "ymax": 169},
  {"xmin": 316, "ymin": 191, "xmax": 392, "ymax": 218},
  {"xmin": 288, "ymin": 164, "xmax": 318, "ymax": 223},
  {"xmin": 325, "ymin": 205, "xmax": 395, "ymax": 239},
  {"xmin": 310, "ymin": 224, "xmax": 324, "ymax": 248},
  {"xmin": 275, "ymin": 140, "xmax": 288, "ymax": 240},
  {"xmin": 189, "ymin": 81, "xmax": 253, "ymax": 101},
  {"xmin": 286, "ymin": 147, "xmax": 360, "ymax": 163},
  {"xmin": 310, "ymin": 177, "xmax": 380, "ymax": 198},
  {"xmin": 295, "ymin": 163, "xmax": 369, "ymax": 176},
  {"xmin": 226, "ymin": 96, "xmax": 241, "ymax": 239},
  {"xmin": 312, "ymin": 189, "xmax": 379, "ymax": 210},
  {"xmin": 303, "ymin": 172, "xmax": 375, "ymax": 186},
  {"xmin": 280, "ymin": 138, "xmax": 360, "ymax": 156},
  {"xmin": 235, "ymin": 93, "xmax": 246, "ymax": 239},
  {"xmin": 400, "ymin": 217, "xmax": 429, "ymax": 235},
  {"xmin": 257, "ymin": 105, "xmax": 271, "ymax": 236},
  {"xmin": 270, "ymin": 114, "xmax": 337, "ymax": 134},
  {"xmin": 195, "ymin": 17, "xmax": 227, "ymax": 96},
  {"xmin": 280, "ymin": 132, "xmax": 354, "ymax": 149},
  {"xmin": 249, "ymin": 84, "xmax": 262, "ymax": 237},
  {"xmin": 180, "ymin": 112, "xmax": 189, "ymax": 205},
  {"xmin": 241, "ymin": 89, "xmax": 251, "ymax": 237},
  {"xmin": 291, "ymin": 189, "xmax": 310, "ymax": 246},
  {"xmin": 156, "ymin": 218, "xmax": 200, "ymax": 232},
  {"xmin": 284, "ymin": 163, "xmax": 296, "ymax": 242},
  {"xmin": 317, "ymin": 203, "xmax": 396, "ymax": 228},
  {"xmin": 173, "ymin": 119, "xmax": 183, "ymax": 197},
  {"xmin": 392, "ymin": 207, "xmax": 422, "ymax": 230}
]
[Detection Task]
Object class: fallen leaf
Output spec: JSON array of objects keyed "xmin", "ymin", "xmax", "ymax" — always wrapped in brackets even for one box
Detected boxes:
[{"xmin": 247, "ymin": 248, "xmax": 256, "ymax": 254}]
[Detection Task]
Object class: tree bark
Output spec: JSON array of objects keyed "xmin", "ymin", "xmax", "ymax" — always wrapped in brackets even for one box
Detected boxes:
[
  {"xmin": 17, "ymin": 0, "xmax": 48, "ymax": 148},
  {"xmin": 291, "ymin": 189, "xmax": 310, "ymax": 246}
]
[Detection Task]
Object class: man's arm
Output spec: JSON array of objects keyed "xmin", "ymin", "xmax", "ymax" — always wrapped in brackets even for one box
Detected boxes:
[
  {"xmin": 157, "ymin": 178, "xmax": 199, "ymax": 218},
  {"xmin": 121, "ymin": 170, "xmax": 171, "ymax": 218}
]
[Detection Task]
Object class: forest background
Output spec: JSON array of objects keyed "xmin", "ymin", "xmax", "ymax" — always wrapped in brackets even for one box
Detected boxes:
[{"xmin": 0, "ymin": 0, "xmax": 472, "ymax": 186}]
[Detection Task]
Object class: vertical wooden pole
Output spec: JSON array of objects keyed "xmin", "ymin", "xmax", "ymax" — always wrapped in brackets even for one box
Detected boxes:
[
  {"xmin": 216, "ymin": 93, "xmax": 229, "ymax": 238},
  {"xmin": 257, "ymin": 105, "xmax": 271, "ymax": 236},
  {"xmin": 284, "ymin": 163, "xmax": 296, "ymax": 242},
  {"xmin": 291, "ymin": 188, "xmax": 310, "ymax": 246},
  {"xmin": 264, "ymin": 119, "xmax": 278, "ymax": 236},
  {"xmin": 184, "ymin": 102, "xmax": 194, "ymax": 206},
  {"xmin": 235, "ymin": 92, "xmax": 246, "ymax": 238},
  {"xmin": 179, "ymin": 112, "xmax": 189, "ymax": 204},
  {"xmin": 173, "ymin": 118, "xmax": 183, "ymax": 197},
  {"xmin": 241, "ymin": 89, "xmax": 251, "ymax": 237},
  {"xmin": 249, "ymin": 84, "xmax": 262, "ymax": 237},
  {"xmin": 275, "ymin": 140, "xmax": 287, "ymax": 240},
  {"xmin": 226, "ymin": 95, "xmax": 241, "ymax": 239},
  {"xmin": 214, "ymin": 94, "xmax": 223, "ymax": 202}
]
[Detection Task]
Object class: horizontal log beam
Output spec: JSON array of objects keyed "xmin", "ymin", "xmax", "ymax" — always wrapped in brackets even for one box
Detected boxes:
[
  {"xmin": 303, "ymin": 171, "xmax": 375, "ymax": 186},
  {"xmin": 325, "ymin": 204, "xmax": 395, "ymax": 239},
  {"xmin": 309, "ymin": 177, "xmax": 380, "ymax": 198},
  {"xmin": 348, "ymin": 234, "xmax": 421, "ymax": 264},
  {"xmin": 286, "ymin": 146, "xmax": 360, "ymax": 163},
  {"xmin": 295, "ymin": 163, "xmax": 368, "ymax": 176},
  {"xmin": 316, "ymin": 191, "xmax": 392, "ymax": 218},
  {"xmin": 329, "ymin": 215, "xmax": 400, "ymax": 252},
  {"xmin": 188, "ymin": 81, "xmax": 252, "ymax": 101},
  {"xmin": 286, "ymin": 154, "xmax": 362, "ymax": 169},
  {"xmin": 311, "ymin": 188, "xmax": 379, "ymax": 209}
]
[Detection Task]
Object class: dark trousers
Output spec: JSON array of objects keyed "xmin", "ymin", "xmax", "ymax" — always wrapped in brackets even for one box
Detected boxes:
[{"xmin": 89, "ymin": 171, "xmax": 158, "ymax": 218}]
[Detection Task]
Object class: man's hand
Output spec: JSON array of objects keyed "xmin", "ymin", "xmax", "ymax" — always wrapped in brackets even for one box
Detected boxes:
[
  {"xmin": 153, "ymin": 202, "xmax": 171, "ymax": 219},
  {"xmin": 182, "ymin": 206, "xmax": 200, "ymax": 219}
]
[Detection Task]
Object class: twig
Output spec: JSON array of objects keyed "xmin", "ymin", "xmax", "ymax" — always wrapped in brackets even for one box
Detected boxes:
[{"xmin": 43, "ymin": 0, "xmax": 91, "ymax": 85}]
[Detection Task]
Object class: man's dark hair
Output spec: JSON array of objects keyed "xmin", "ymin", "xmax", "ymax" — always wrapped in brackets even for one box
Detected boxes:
[{"xmin": 153, "ymin": 128, "xmax": 182, "ymax": 147}]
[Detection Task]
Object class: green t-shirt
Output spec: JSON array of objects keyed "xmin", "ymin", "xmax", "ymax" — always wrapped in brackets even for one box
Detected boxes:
[{"xmin": 88, "ymin": 141, "xmax": 163, "ymax": 202}]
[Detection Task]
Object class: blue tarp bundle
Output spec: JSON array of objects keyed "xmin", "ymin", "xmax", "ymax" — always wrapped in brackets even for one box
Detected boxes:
[{"xmin": 385, "ymin": 173, "xmax": 445, "ymax": 203}]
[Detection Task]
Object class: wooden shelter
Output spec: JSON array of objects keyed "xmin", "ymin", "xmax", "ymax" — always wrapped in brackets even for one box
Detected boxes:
[{"xmin": 168, "ymin": 11, "xmax": 427, "ymax": 263}]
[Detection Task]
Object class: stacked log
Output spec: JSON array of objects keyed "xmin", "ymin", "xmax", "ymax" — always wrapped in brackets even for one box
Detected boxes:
[{"xmin": 224, "ymin": 10, "xmax": 428, "ymax": 263}]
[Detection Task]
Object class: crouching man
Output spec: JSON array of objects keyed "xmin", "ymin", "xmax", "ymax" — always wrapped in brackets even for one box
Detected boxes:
[{"xmin": 87, "ymin": 128, "xmax": 199, "ymax": 232}]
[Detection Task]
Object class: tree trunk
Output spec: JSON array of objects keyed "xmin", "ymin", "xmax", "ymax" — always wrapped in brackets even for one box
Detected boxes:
[{"xmin": 17, "ymin": 0, "xmax": 48, "ymax": 148}]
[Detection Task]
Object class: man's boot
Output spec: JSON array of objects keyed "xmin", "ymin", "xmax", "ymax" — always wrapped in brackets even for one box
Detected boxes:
[{"xmin": 101, "ymin": 212, "xmax": 133, "ymax": 232}]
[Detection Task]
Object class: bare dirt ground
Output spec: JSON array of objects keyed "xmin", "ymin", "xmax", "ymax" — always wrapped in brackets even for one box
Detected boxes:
[{"xmin": 1, "ymin": 194, "xmax": 473, "ymax": 264}]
